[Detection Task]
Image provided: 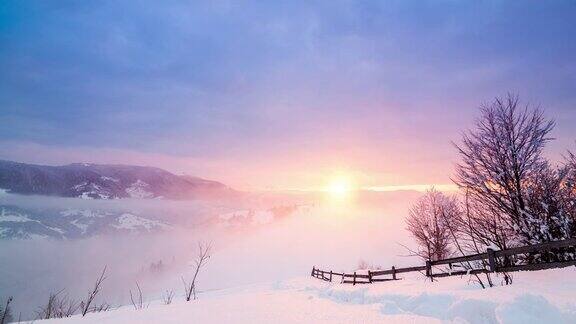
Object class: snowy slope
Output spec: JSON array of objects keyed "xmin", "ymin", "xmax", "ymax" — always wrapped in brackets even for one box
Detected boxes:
[{"xmin": 40, "ymin": 268, "xmax": 576, "ymax": 323}]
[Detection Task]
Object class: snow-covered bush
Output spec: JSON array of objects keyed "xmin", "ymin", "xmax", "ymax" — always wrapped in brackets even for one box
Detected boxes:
[
  {"xmin": 522, "ymin": 164, "xmax": 574, "ymax": 246},
  {"xmin": 564, "ymin": 150, "xmax": 576, "ymax": 238}
]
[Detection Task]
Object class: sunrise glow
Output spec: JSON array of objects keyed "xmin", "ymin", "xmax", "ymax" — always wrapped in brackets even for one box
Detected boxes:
[
  {"xmin": 324, "ymin": 175, "xmax": 356, "ymax": 200},
  {"xmin": 1, "ymin": 2, "xmax": 575, "ymax": 323}
]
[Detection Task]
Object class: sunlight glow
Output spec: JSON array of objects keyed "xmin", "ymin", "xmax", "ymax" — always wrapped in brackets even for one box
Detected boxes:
[{"xmin": 325, "ymin": 174, "xmax": 356, "ymax": 200}]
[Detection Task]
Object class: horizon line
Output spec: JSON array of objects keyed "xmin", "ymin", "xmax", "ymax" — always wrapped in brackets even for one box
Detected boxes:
[{"xmin": 259, "ymin": 184, "xmax": 459, "ymax": 193}]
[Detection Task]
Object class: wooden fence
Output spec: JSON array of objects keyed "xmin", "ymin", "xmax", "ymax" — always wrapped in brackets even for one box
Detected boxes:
[{"xmin": 311, "ymin": 237, "xmax": 576, "ymax": 285}]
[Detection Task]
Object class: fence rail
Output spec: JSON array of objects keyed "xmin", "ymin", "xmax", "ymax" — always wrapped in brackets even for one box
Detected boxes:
[{"xmin": 311, "ymin": 237, "xmax": 576, "ymax": 285}]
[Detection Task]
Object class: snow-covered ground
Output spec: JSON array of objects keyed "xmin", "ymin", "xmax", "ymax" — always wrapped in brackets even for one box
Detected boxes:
[{"xmin": 41, "ymin": 267, "xmax": 576, "ymax": 323}]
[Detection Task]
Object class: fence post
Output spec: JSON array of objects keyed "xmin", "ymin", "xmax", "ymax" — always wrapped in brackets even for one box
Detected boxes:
[
  {"xmin": 392, "ymin": 266, "xmax": 397, "ymax": 280},
  {"xmin": 426, "ymin": 260, "xmax": 433, "ymax": 281},
  {"xmin": 330, "ymin": 270, "xmax": 333, "ymax": 282},
  {"xmin": 353, "ymin": 272, "xmax": 357, "ymax": 285},
  {"xmin": 311, "ymin": 266, "xmax": 315, "ymax": 277},
  {"xmin": 368, "ymin": 270, "xmax": 372, "ymax": 283},
  {"xmin": 487, "ymin": 248, "xmax": 497, "ymax": 272}
]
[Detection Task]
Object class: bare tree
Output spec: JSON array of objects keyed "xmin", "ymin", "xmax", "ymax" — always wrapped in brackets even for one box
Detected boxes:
[
  {"xmin": 162, "ymin": 290, "xmax": 175, "ymax": 305},
  {"xmin": 182, "ymin": 242, "xmax": 211, "ymax": 301},
  {"xmin": 405, "ymin": 188, "xmax": 459, "ymax": 262},
  {"xmin": 438, "ymin": 191, "xmax": 492, "ymax": 288},
  {"xmin": 129, "ymin": 282, "xmax": 147, "ymax": 310},
  {"xmin": 0, "ymin": 297, "xmax": 13, "ymax": 324},
  {"xmin": 453, "ymin": 94, "xmax": 556, "ymax": 247},
  {"xmin": 80, "ymin": 266, "xmax": 107, "ymax": 316},
  {"xmin": 446, "ymin": 190, "xmax": 516, "ymax": 286}
]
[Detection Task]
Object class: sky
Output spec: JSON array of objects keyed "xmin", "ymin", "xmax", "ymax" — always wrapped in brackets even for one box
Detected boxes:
[{"xmin": 0, "ymin": 0, "xmax": 575, "ymax": 191}]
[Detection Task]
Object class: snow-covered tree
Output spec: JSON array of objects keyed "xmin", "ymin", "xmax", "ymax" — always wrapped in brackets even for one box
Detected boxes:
[
  {"xmin": 523, "ymin": 163, "xmax": 573, "ymax": 244},
  {"xmin": 453, "ymin": 94, "xmax": 557, "ymax": 247},
  {"xmin": 563, "ymin": 149, "xmax": 576, "ymax": 237}
]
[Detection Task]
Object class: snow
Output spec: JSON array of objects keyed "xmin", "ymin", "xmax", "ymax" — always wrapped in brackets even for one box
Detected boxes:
[
  {"xmin": 299, "ymin": 272, "xmax": 576, "ymax": 323},
  {"xmin": 0, "ymin": 208, "xmax": 32, "ymax": 222},
  {"xmin": 62, "ymin": 209, "xmax": 108, "ymax": 234},
  {"xmin": 0, "ymin": 228, "xmax": 48, "ymax": 240},
  {"xmin": 111, "ymin": 213, "xmax": 168, "ymax": 231},
  {"xmin": 71, "ymin": 218, "xmax": 92, "ymax": 234},
  {"xmin": 125, "ymin": 180, "xmax": 154, "ymax": 199},
  {"xmin": 101, "ymin": 176, "xmax": 120, "ymax": 183},
  {"xmin": 46, "ymin": 225, "xmax": 66, "ymax": 234},
  {"xmin": 26, "ymin": 233, "xmax": 50, "ymax": 240},
  {"xmin": 41, "ymin": 283, "xmax": 433, "ymax": 324},
  {"xmin": 79, "ymin": 192, "xmax": 95, "ymax": 199},
  {"xmin": 72, "ymin": 183, "xmax": 86, "ymax": 191},
  {"xmin": 61, "ymin": 209, "xmax": 108, "ymax": 218},
  {"xmin": 38, "ymin": 267, "xmax": 576, "ymax": 323},
  {"xmin": 73, "ymin": 182, "xmax": 112, "ymax": 199}
]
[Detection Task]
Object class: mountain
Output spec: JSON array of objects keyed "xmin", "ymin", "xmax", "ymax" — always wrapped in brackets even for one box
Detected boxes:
[
  {"xmin": 0, "ymin": 203, "xmax": 309, "ymax": 240},
  {"xmin": 0, "ymin": 205, "xmax": 170, "ymax": 239},
  {"xmin": 0, "ymin": 160, "xmax": 235, "ymax": 200}
]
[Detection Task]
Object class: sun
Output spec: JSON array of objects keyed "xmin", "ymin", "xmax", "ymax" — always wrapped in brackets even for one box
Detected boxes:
[{"xmin": 325, "ymin": 175, "xmax": 355, "ymax": 199}]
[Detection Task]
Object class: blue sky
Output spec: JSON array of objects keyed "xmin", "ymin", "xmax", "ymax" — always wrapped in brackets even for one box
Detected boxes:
[{"xmin": 1, "ymin": 1, "xmax": 575, "ymax": 189}]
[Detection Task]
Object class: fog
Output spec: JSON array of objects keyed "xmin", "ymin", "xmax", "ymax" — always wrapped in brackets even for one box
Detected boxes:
[{"xmin": 0, "ymin": 190, "xmax": 422, "ymax": 320}]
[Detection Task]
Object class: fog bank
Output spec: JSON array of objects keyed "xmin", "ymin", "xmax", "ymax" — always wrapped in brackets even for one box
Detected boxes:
[{"xmin": 0, "ymin": 190, "xmax": 422, "ymax": 320}]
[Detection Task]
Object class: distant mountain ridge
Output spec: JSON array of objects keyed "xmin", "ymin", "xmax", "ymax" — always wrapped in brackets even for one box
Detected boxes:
[
  {"xmin": 0, "ymin": 160, "xmax": 235, "ymax": 200},
  {"xmin": 0, "ymin": 205, "xmax": 171, "ymax": 239}
]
